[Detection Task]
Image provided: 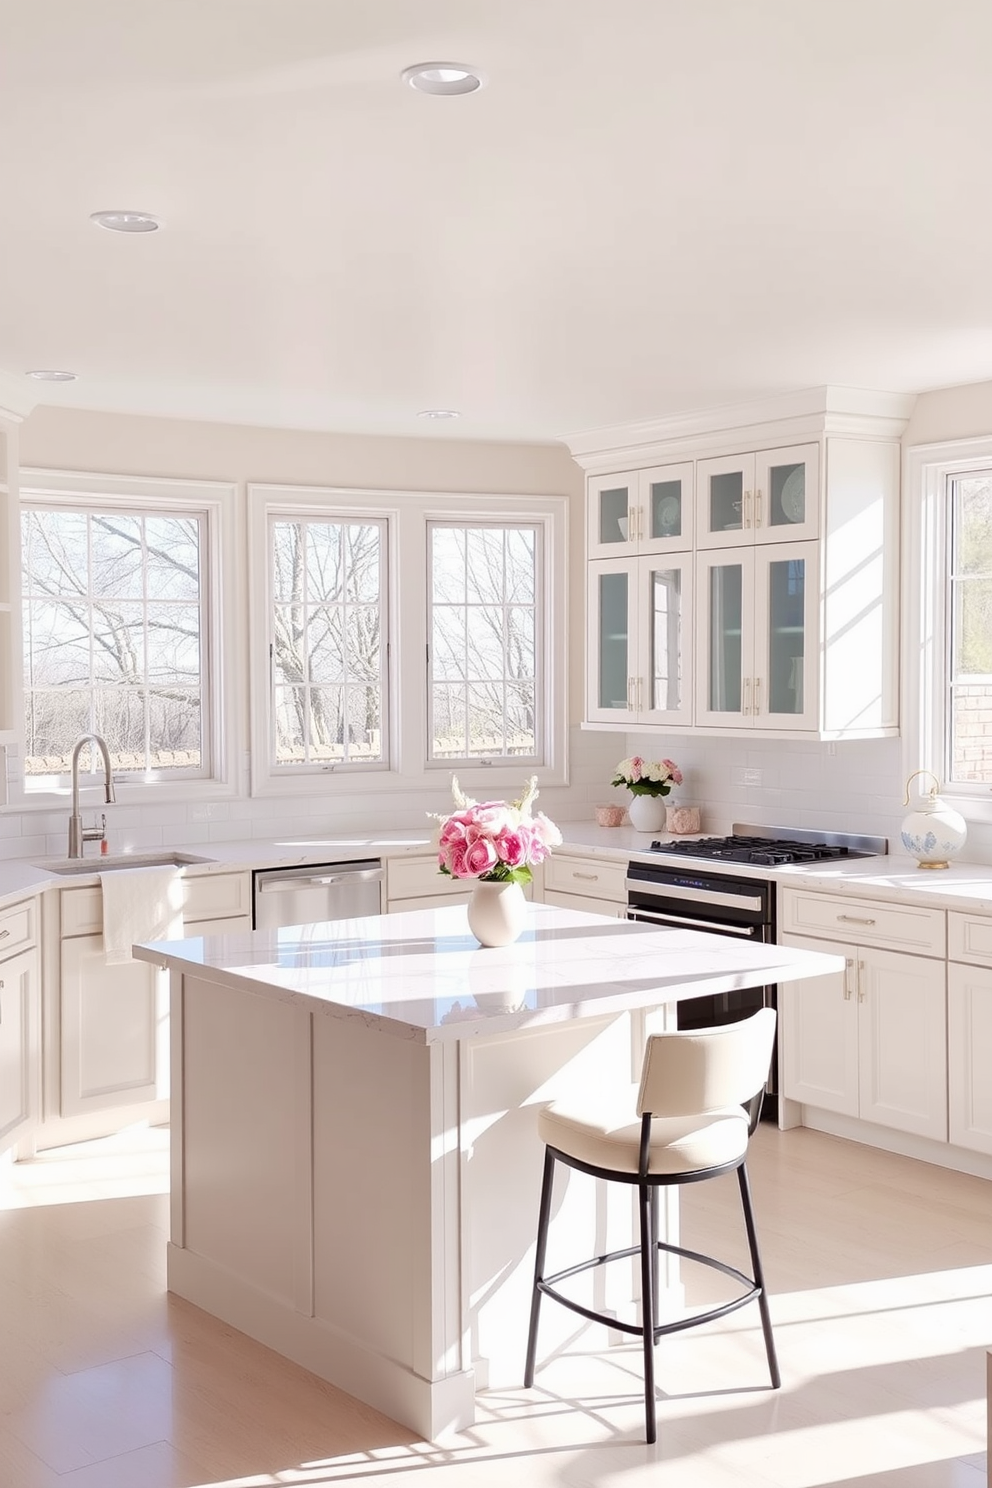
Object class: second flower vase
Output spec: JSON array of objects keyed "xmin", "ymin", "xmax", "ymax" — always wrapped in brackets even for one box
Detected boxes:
[{"xmin": 627, "ymin": 794, "xmax": 668, "ymax": 833}]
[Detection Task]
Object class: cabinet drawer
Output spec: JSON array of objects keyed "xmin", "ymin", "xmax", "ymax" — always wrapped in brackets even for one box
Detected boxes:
[
  {"xmin": 544, "ymin": 854, "xmax": 628, "ymax": 905},
  {"xmin": 0, "ymin": 897, "xmax": 38, "ymax": 959},
  {"xmin": 61, "ymin": 870, "xmax": 251, "ymax": 938},
  {"xmin": 948, "ymin": 911, "xmax": 992, "ymax": 967},
  {"xmin": 780, "ymin": 889, "xmax": 945, "ymax": 957},
  {"xmin": 387, "ymin": 854, "xmax": 464, "ymax": 903},
  {"xmin": 183, "ymin": 871, "xmax": 251, "ymax": 925}
]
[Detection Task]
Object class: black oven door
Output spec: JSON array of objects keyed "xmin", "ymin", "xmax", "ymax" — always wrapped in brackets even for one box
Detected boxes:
[{"xmin": 625, "ymin": 864, "xmax": 778, "ymax": 1112}]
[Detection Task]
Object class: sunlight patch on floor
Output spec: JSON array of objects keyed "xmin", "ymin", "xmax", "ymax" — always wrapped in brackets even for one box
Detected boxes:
[{"xmin": 0, "ymin": 1122, "xmax": 169, "ymax": 1209}]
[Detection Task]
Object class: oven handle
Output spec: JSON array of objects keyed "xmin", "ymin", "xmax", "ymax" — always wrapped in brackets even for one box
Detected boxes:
[
  {"xmin": 625, "ymin": 877, "xmax": 765, "ymax": 913},
  {"xmin": 626, "ymin": 907, "xmax": 758, "ymax": 937}
]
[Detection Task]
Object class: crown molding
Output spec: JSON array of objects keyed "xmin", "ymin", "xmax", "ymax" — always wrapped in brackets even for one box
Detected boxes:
[{"xmin": 562, "ymin": 386, "xmax": 917, "ymax": 470}]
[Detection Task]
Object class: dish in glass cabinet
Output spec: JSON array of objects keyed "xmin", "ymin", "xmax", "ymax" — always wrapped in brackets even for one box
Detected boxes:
[
  {"xmin": 780, "ymin": 468, "xmax": 805, "ymax": 522},
  {"xmin": 658, "ymin": 494, "xmax": 680, "ymax": 533}
]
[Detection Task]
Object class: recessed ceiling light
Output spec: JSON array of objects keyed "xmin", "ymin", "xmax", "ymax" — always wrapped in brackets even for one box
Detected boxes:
[
  {"xmin": 418, "ymin": 409, "xmax": 461, "ymax": 420},
  {"xmin": 401, "ymin": 62, "xmax": 484, "ymax": 96},
  {"xmin": 26, "ymin": 369, "xmax": 77, "ymax": 382},
  {"xmin": 90, "ymin": 210, "xmax": 160, "ymax": 233}
]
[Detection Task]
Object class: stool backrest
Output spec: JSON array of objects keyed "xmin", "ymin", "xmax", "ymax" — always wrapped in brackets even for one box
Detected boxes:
[{"xmin": 636, "ymin": 1007, "xmax": 777, "ymax": 1118}]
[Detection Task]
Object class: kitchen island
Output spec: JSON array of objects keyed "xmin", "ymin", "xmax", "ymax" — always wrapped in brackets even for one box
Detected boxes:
[{"xmin": 136, "ymin": 901, "xmax": 842, "ymax": 1438}]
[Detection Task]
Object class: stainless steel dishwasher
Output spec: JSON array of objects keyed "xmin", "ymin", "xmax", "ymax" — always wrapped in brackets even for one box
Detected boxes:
[{"xmin": 252, "ymin": 860, "xmax": 383, "ymax": 929}]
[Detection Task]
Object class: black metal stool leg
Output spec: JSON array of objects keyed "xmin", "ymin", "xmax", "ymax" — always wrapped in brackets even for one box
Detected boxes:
[
  {"xmin": 737, "ymin": 1161, "xmax": 780, "ymax": 1389},
  {"xmin": 637, "ymin": 1180, "xmax": 657, "ymax": 1443},
  {"xmin": 524, "ymin": 1148, "xmax": 557, "ymax": 1387},
  {"xmin": 649, "ymin": 1185, "xmax": 660, "ymax": 1330}
]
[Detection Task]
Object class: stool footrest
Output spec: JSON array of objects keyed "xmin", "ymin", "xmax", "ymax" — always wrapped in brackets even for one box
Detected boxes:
[{"xmin": 539, "ymin": 1239, "xmax": 762, "ymax": 1342}]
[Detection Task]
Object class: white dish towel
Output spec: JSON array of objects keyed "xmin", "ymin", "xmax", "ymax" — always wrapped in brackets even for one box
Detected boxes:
[{"xmin": 101, "ymin": 866, "xmax": 185, "ymax": 965}]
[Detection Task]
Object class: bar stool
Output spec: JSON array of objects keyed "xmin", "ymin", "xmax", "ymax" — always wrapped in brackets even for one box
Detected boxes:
[{"xmin": 523, "ymin": 1007, "xmax": 779, "ymax": 1443}]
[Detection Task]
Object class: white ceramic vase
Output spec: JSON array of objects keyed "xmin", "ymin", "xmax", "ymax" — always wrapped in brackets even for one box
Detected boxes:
[
  {"xmin": 467, "ymin": 879, "xmax": 527, "ymax": 947},
  {"xmin": 900, "ymin": 770, "xmax": 966, "ymax": 870},
  {"xmin": 627, "ymin": 793, "xmax": 668, "ymax": 833}
]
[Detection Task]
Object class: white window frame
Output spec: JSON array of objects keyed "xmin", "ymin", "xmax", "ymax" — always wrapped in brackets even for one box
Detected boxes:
[
  {"xmin": 248, "ymin": 483, "xmax": 568, "ymax": 798},
  {"xmin": 427, "ymin": 518, "xmax": 545, "ymax": 770},
  {"xmin": 904, "ymin": 437, "xmax": 992, "ymax": 824},
  {"xmin": 12, "ymin": 469, "xmax": 243, "ymax": 809}
]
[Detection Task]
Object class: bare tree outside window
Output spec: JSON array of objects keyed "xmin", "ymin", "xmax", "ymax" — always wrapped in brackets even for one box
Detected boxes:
[
  {"xmin": 429, "ymin": 523, "xmax": 539, "ymax": 762},
  {"xmin": 270, "ymin": 518, "xmax": 385, "ymax": 766},
  {"xmin": 948, "ymin": 473, "xmax": 992, "ymax": 784},
  {"xmin": 21, "ymin": 507, "xmax": 205, "ymax": 777}
]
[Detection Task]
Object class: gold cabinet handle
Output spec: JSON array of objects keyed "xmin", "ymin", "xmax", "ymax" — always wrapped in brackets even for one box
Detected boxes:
[
  {"xmin": 743, "ymin": 490, "xmax": 752, "ymax": 528},
  {"xmin": 839, "ymin": 914, "xmax": 876, "ymax": 926},
  {"xmin": 626, "ymin": 677, "xmax": 635, "ymax": 710},
  {"xmin": 755, "ymin": 488, "xmax": 763, "ymax": 527},
  {"xmin": 637, "ymin": 676, "xmax": 644, "ymax": 712},
  {"xmin": 573, "ymin": 871, "xmax": 599, "ymax": 882},
  {"xmin": 857, "ymin": 959, "xmax": 866, "ymax": 1001},
  {"xmin": 843, "ymin": 956, "xmax": 855, "ymax": 1000},
  {"xmin": 753, "ymin": 677, "xmax": 761, "ymax": 715},
  {"xmin": 742, "ymin": 676, "xmax": 752, "ymax": 715}
]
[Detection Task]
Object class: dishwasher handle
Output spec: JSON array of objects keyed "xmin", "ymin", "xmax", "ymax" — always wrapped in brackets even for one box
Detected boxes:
[{"xmin": 258, "ymin": 866, "xmax": 384, "ymax": 893}]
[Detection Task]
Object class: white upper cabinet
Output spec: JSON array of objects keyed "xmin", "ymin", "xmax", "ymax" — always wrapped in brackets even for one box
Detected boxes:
[
  {"xmin": 587, "ymin": 553, "xmax": 693, "ymax": 726},
  {"xmin": 574, "ymin": 388, "xmax": 911, "ymax": 740},
  {"xmin": 587, "ymin": 462, "xmax": 694, "ymax": 558},
  {"xmin": 695, "ymin": 541, "xmax": 819, "ymax": 731},
  {"xmin": 696, "ymin": 444, "xmax": 819, "ymax": 548}
]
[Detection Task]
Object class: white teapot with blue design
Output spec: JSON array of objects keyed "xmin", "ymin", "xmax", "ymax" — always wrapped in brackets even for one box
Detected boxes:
[{"xmin": 900, "ymin": 770, "xmax": 967, "ymax": 869}]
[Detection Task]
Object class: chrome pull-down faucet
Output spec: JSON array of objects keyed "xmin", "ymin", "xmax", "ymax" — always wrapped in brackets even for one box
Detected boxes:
[{"xmin": 67, "ymin": 733, "xmax": 116, "ymax": 858}]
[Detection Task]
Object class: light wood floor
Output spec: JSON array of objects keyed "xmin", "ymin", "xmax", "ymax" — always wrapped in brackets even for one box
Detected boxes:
[{"xmin": 0, "ymin": 1121, "xmax": 989, "ymax": 1487}]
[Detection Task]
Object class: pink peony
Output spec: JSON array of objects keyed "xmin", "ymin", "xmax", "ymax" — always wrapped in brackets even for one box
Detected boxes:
[
  {"xmin": 495, "ymin": 828, "xmax": 527, "ymax": 868},
  {"xmin": 443, "ymin": 837, "xmax": 470, "ymax": 878},
  {"xmin": 464, "ymin": 837, "xmax": 498, "ymax": 877}
]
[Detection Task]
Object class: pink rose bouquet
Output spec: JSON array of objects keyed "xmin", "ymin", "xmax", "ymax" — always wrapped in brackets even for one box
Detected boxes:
[
  {"xmin": 432, "ymin": 775, "xmax": 562, "ymax": 885},
  {"xmin": 610, "ymin": 755, "xmax": 683, "ymax": 798}
]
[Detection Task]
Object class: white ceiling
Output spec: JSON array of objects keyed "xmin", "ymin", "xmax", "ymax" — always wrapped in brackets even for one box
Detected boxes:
[{"xmin": 2, "ymin": 0, "xmax": 991, "ymax": 444}]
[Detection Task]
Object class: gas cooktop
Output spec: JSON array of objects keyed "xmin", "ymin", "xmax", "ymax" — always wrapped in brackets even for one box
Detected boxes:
[{"xmin": 647, "ymin": 824, "xmax": 888, "ymax": 868}]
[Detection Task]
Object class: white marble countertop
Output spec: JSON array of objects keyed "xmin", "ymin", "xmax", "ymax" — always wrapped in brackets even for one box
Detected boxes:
[
  {"xmin": 134, "ymin": 900, "xmax": 844, "ymax": 1044},
  {"xmin": 4, "ymin": 821, "xmax": 992, "ymax": 916}
]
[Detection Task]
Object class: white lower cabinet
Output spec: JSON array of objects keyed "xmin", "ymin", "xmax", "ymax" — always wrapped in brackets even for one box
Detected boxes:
[
  {"xmin": 0, "ymin": 894, "xmax": 41, "ymax": 1157},
  {"xmin": 55, "ymin": 871, "xmax": 251, "ymax": 1123},
  {"xmin": 59, "ymin": 935, "xmax": 162, "ymax": 1118},
  {"xmin": 541, "ymin": 853, "xmax": 627, "ymax": 918},
  {"xmin": 780, "ymin": 930, "xmax": 947, "ymax": 1142},
  {"xmin": 0, "ymin": 947, "xmax": 41, "ymax": 1152},
  {"xmin": 386, "ymin": 854, "xmax": 473, "ymax": 912},
  {"xmin": 947, "ymin": 962, "xmax": 992, "ymax": 1154}
]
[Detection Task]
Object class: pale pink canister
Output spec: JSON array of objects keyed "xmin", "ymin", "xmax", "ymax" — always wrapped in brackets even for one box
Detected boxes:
[{"xmin": 665, "ymin": 805, "xmax": 701, "ymax": 835}]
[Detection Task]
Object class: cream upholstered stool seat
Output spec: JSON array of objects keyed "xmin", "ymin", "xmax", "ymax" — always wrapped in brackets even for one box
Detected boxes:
[{"xmin": 523, "ymin": 1007, "xmax": 779, "ymax": 1444}]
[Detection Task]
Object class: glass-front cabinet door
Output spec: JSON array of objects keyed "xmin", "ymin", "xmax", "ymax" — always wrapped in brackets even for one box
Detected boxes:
[
  {"xmin": 753, "ymin": 444, "xmax": 819, "ymax": 544},
  {"xmin": 587, "ymin": 464, "xmax": 694, "ymax": 558},
  {"xmin": 587, "ymin": 556, "xmax": 693, "ymax": 725},
  {"xmin": 696, "ymin": 454, "xmax": 756, "ymax": 550},
  {"xmin": 587, "ymin": 472, "xmax": 638, "ymax": 558},
  {"xmin": 638, "ymin": 462, "xmax": 694, "ymax": 554},
  {"xmin": 696, "ymin": 543, "xmax": 819, "ymax": 730},
  {"xmin": 697, "ymin": 444, "xmax": 820, "ymax": 549},
  {"xmin": 695, "ymin": 551, "xmax": 754, "ymax": 725},
  {"xmin": 752, "ymin": 541, "xmax": 818, "ymax": 730}
]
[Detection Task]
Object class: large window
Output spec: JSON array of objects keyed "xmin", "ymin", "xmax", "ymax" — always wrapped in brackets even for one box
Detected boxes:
[
  {"xmin": 908, "ymin": 441, "xmax": 992, "ymax": 818},
  {"xmin": 21, "ymin": 505, "xmax": 207, "ymax": 780},
  {"xmin": 945, "ymin": 471, "xmax": 992, "ymax": 784},
  {"xmin": 269, "ymin": 515, "xmax": 386, "ymax": 768},
  {"xmin": 428, "ymin": 522, "xmax": 540, "ymax": 763},
  {"xmin": 248, "ymin": 485, "xmax": 567, "ymax": 796}
]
